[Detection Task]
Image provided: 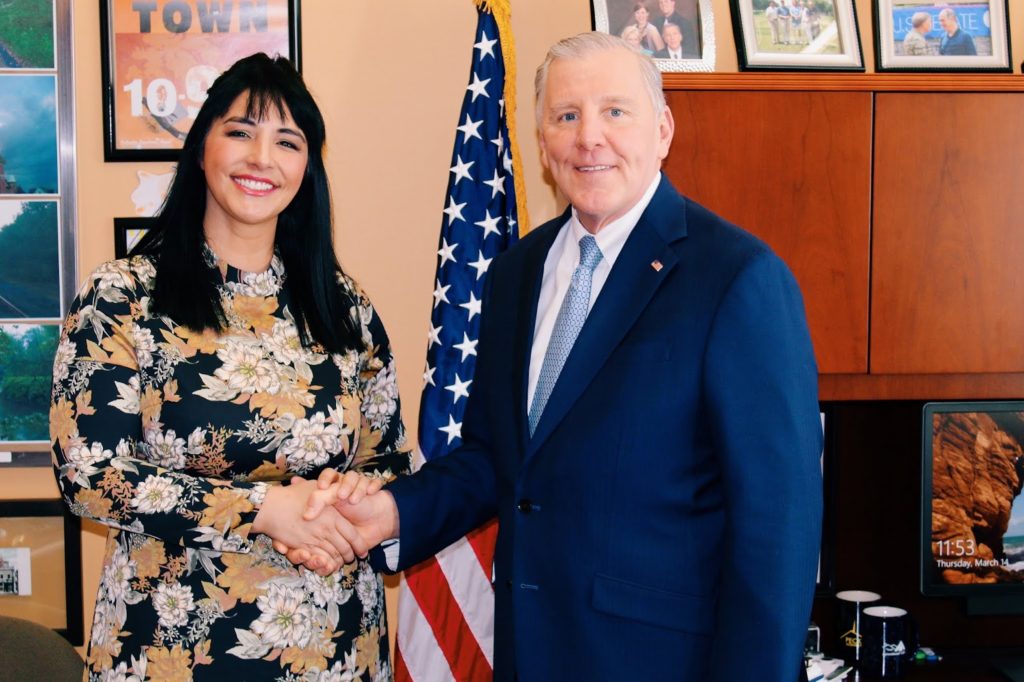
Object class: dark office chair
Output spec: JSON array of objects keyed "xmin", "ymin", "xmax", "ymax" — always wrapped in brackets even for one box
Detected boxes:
[{"xmin": 0, "ymin": 615, "xmax": 84, "ymax": 681}]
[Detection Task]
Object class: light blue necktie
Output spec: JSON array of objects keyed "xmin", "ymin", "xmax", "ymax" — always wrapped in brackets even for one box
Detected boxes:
[{"xmin": 528, "ymin": 235, "xmax": 603, "ymax": 436}]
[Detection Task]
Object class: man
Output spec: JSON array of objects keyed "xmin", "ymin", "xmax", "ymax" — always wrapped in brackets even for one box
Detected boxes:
[
  {"xmin": 938, "ymin": 7, "xmax": 976, "ymax": 55},
  {"xmin": 902, "ymin": 11, "xmax": 933, "ymax": 56},
  {"xmin": 654, "ymin": 22, "xmax": 687, "ymax": 59},
  {"xmin": 652, "ymin": 0, "xmax": 699, "ymax": 55},
  {"xmin": 304, "ymin": 32, "xmax": 822, "ymax": 681},
  {"xmin": 766, "ymin": 1, "xmax": 781, "ymax": 45}
]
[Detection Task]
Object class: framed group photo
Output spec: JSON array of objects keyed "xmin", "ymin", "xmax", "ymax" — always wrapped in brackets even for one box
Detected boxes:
[
  {"xmin": 873, "ymin": 0, "xmax": 1011, "ymax": 72},
  {"xmin": 730, "ymin": 0, "xmax": 864, "ymax": 70},
  {"xmin": 592, "ymin": 0, "xmax": 717, "ymax": 72},
  {"xmin": 100, "ymin": 0, "xmax": 301, "ymax": 161}
]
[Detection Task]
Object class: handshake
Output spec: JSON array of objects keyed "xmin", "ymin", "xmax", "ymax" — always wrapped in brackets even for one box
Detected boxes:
[{"xmin": 253, "ymin": 469, "xmax": 400, "ymax": 576}]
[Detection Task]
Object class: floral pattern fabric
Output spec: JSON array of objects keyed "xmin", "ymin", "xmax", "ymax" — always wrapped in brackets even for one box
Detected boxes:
[{"xmin": 51, "ymin": 252, "xmax": 410, "ymax": 681}]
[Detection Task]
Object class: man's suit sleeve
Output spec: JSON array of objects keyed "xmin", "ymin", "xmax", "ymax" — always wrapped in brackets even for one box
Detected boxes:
[{"xmin": 702, "ymin": 250, "xmax": 823, "ymax": 681}]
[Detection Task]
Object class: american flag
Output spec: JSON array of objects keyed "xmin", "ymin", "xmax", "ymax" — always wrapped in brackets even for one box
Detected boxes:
[{"xmin": 394, "ymin": 3, "xmax": 523, "ymax": 681}]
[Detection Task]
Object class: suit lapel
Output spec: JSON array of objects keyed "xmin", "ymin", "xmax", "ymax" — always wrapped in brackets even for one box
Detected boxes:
[{"xmin": 527, "ymin": 177, "xmax": 689, "ymax": 455}]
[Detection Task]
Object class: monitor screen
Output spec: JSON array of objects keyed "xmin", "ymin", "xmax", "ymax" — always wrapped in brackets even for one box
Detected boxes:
[{"xmin": 921, "ymin": 401, "xmax": 1024, "ymax": 597}]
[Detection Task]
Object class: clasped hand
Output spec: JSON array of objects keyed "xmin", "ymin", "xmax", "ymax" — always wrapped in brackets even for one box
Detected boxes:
[{"xmin": 255, "ymin": 470, "xmax": 397, "ymax": 576}]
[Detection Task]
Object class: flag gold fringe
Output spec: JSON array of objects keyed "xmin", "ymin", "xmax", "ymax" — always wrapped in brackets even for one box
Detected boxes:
[{"xmin": 476, "ymin": 0, "xmax": 530, "ymax": 234}]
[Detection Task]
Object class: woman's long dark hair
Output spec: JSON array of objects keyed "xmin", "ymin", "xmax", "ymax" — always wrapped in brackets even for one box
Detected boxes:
[{"xmin": 132, "ymin": 53, "xmax": 359, "ymax": 354}]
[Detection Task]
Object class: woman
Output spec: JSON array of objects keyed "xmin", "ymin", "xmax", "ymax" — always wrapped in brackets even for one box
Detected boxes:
[
  {"xmin": 51, "ymin": 53, "xmax": 409, "ymax": 680},
  {"xmin": 620, "ymin": 2, "xmax": 664, "ymax": 54}
]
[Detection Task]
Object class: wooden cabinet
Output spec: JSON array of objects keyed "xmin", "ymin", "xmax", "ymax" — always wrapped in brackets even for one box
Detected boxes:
[
  {"xmin": 660, "ymin": 77, "xmax": 1024, "ymax": 399},
  {"xmin": 872, "ymin": 93, "xmax": 1024, "ymax": 375},
  {"xmin": 664, "ymin": 90, "xmax": 871, "ymax": 374}
]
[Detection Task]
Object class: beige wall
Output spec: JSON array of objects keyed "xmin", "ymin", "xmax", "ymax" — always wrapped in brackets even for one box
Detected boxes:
[{"xmin": 5, "ymin": 0, "xmax": 1022, "ymax": 657}]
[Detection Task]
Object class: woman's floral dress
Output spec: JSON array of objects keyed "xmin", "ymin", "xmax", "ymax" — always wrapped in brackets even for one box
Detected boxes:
[{"xmin": 50, "ymin": 252, "xmax": 410, "ymax": 681}]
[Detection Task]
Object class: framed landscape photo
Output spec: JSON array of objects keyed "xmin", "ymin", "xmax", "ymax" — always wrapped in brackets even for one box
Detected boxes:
[
  {"xmin": 0, "ymin": 200, "xmax": 61, "ymax": 320},
  {"xmin": 0, "ymin": 0, "xmax": 56, "ymax": 69},
  {"xmin": 0, "ymin": 74, "xmax": 59, "ymax": 195},
  {"xmin": 0, "ymin": 323, "xmax": 59, "ymax": 447},
  {"xmin": 592, "ymin": 0, "xmax": 717, "ymax": 72},
  {"xmin": 731, "ymin": 0, "xmax": 863, "ymax": 70},
  {"xmin": 0, "ymin": 499, "xmax": 83, "ymax": 645},
  {"xmin": 113, "ymin": 216, "xmax": 155, "ymax": 259},
  {"xmin": 874, "ymin": 0, "xmax": 1010, "ymax": 72},
  {"xmin": 100, "ymin": 0, "xmax": 301, "ymax": 161}
]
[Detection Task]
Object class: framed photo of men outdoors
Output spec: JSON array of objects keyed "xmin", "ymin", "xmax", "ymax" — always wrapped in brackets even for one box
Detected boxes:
[
  {"xmin": 873, "ymin": 0, "xmax": 1011, "ymax": 72},
  {"xmin": 730, "ymin": 0, "xmax": 864, "ymax": 70},
  {"xmin": 592, "ymin": 0, "xmax": 717, "ymax": 72}
]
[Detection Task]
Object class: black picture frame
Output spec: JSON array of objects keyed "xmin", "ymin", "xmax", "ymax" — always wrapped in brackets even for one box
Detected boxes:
[
  {"xmin": 730, "ymin": 0, "xmax": 864, "ymax": 71},
  {"xmin": 0, "ymin": 499, "xmax": 83, "ymax": 645},
  {"xmin": 113, "ymin": 216, "xmax": 156, "ymax": 259},
  {"xmin": 873, "ymin": 0, "xmax": 1012, "ymax": 73},
  {"xmin": 99, "ymin": 0, "xmax": 302, "ymax": 162}
]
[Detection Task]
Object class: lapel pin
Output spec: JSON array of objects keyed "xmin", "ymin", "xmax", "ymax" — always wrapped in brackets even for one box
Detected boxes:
[{"xmin": 650, "ymin": 260, "xmax": 663, "ymax": 272}]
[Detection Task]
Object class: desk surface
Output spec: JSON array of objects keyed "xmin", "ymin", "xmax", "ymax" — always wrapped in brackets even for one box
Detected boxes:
[{"xmin": 849, "ymin": 650, "xmax": 1023, "ymax": 682}]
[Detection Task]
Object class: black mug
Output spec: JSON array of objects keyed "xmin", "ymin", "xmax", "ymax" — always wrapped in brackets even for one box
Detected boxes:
[
  {"xmin": 860, "ymin": 605, "xmax": 917, "ymax": 679},
  {"xmin": 835, "ymin": 589, "xmax": 881, "ymax": 664}
]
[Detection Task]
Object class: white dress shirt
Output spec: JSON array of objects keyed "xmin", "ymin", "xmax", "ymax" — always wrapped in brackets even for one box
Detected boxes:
[{"xmin": 526, "ymin": 172, "xmax": 662, "ymax": 408}]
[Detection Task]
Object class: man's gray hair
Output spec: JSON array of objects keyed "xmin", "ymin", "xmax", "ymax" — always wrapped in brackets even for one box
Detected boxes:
[
  {"xmin": 938, "ymin": 7, "xmax": 958, "ymax": 23},
  {"xmin": 534, "ymin": 32, "xmax": 666, "ymax": 123},
  {"xmin": 911, "ymin": 11, "xmax": 931, "ymax": 28}
]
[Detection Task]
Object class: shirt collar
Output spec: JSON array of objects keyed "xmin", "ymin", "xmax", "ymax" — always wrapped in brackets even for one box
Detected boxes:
[{"xmin": 568, "ymin": 172, "xmax": 662, "ymax": 269}]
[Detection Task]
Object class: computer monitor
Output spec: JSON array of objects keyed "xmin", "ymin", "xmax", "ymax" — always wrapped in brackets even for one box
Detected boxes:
[{"xmin": 922, "ymin": 401, "xmax": 1024, "ymax": 604}]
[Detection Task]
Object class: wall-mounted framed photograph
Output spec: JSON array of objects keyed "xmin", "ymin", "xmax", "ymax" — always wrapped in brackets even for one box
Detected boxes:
[
  {"xmin": 874, "ymin": 0, "xmax": 1011, "ymax": 72},
  {"xmin": 730, "ymin": 0, "xmax": 864, "ymax": 70},
  {"xmin": 0, "ymin": 200, "xmax": 61, "ymax": 320},
  {"xmin": 113, "ymin": 216, "xmax": 156, "ymax": 259},
  {"xmin": 100, "ymin": 0, "xmax": 301, "ymax": 162},
  {"xmin": 0, "ymin": 323, "xmax": 59, "ymax": 446},
  {"xmin": 0, "ymin": 0, "xmax": 56, "ymax": 69},
  {"xmin": 0, "ymin": 499, "xmax": 83, "ymax": 645},
  {"xmin": 592, "ymin": 0, "xmax": 717, "ymax": 73},
  {"xmin": 0, "ymin": 74, "xmax": 59, "ymax": 195}
]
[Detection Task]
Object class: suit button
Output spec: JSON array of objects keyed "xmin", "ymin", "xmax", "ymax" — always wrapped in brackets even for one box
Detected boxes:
[{"xmin": 517, "ymin": 499, "xmax": 532, "ymax": 513}]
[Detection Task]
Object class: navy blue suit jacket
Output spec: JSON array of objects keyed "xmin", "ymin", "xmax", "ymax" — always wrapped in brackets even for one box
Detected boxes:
[{"xmin": 380, "ymin": 177, "xmax": 822, "ymax": 681}]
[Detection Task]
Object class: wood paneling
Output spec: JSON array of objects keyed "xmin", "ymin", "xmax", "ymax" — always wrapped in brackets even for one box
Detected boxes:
[
  {"xmin": 663, "ymin": 91, "xmax": 871, "ymax": 374},
  {"xmin": 872, "ymin": 94, "xmax": 1024, "ymax": 374}
]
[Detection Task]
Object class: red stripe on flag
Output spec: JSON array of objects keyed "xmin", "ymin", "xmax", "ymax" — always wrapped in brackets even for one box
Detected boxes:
[
  {"xmin": 404, "ymin": 557, "xmax": 493, "ymax": 682},
  {"xmin": 465, "ymin": 519, "xmax": 498, "ymax": 577},
  {"xmin": 395, "ymin": 645, "xmax": 411, "ymax": 681}
]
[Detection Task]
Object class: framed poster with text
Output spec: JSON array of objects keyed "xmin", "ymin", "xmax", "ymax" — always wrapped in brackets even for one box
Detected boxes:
[{"xmin": 100, "ymin": 0, "xmax": 300, "ymax": 161}]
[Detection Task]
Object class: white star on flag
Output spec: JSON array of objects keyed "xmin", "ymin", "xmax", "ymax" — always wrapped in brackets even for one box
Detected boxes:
[
  {"xmin": 483, "ymin": 169, "xmax": 505, "ymax": 198},
  {"xmin": 460, "ymin": 292, "xmax": 482, "ymax": 321},
  {"xmin": 432, "ymin": 280, "xmax": 451, "ymax": 309},
  {"xmin": 423, "ymin": 364, "xmax": 436, "ymax": 387},
  {"xmin": 438, "ymin": 414, "xmax": 463, "ymax": 444},
  {"xmin": 466, "ymin": 72, "xmax": 491, "ymax": 101},
  {"xmin": 453, "ymin": 333, "xmax": 479, "ymax": 361},
  {"xmin": 427, "ymin": 323, "xmax": 443, "ymax": 348},
  {"xmin": 468, "ymin": 251, "xmax": 493, "ymax": 280},
  {"xmin": 444, "ymin": 374, "xmax": 473, "ymax": 403},
  {"xmin": 457, "ymin": 114, "xmax": 484, "ymax": 143},
  {"xmin": 474, "ymin": 210, "xmax": 502, "ymax": 238},
  {"xmin": 474, "ymin": 31, "xmax": 497, "ymax": 59},
  {"xmin": 438, "ymin": 238, "xmax": 458, "ymax": 266},
  {"xmin": 442, "ymin": 196, "xmax": 467, "ymax": 224},
  {"xmin": 450, "ymin": 155, "xmax": 474, "ymax": 184}
]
